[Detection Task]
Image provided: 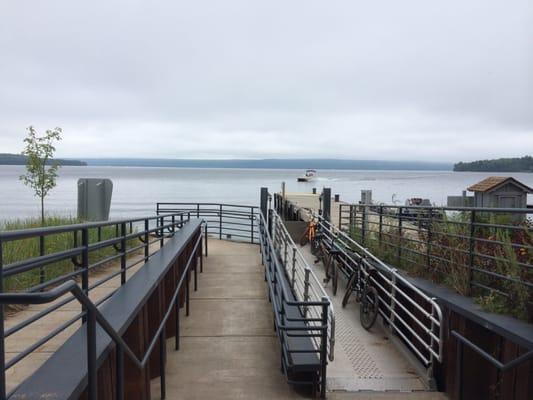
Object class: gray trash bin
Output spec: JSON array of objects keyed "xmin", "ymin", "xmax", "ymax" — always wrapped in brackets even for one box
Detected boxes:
[{"xmin": 77, "ymin": 178, "xmax": 113, "ymax": 221}]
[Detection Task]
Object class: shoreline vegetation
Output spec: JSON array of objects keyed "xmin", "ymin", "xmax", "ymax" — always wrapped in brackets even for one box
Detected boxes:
[
  {"xmin": 0, "ymin": 216, "xmax": 137, "ymax": 299},
  {"xmin": 0, "ymin": 153, "xmax": 86, "ymax": 166},
  {"xmin": 348, "ymin": 211, "xmax": 532, "ymax": 321},
  {"xmin": 454, "ymin": 155, "xmax": 533, "ymax": 172}
]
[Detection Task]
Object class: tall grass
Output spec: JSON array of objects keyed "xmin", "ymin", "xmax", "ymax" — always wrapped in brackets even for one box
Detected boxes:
[
  {"xmin": 346, "ymin": 211, "xmax": 533, "ymax": 321},
  {"xmin": 1, "ymin": 216, "xmax": 136, "ymax": 293}
]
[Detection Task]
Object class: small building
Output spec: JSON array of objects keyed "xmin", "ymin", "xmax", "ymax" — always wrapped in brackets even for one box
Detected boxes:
[{"xmin": 467, "ymin": 176, "xmax": 532, "ymax": 208}]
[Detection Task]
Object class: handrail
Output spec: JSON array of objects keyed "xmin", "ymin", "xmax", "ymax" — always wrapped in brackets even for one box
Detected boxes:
[
  {"xmin": 258, "ymin": 211, "xmax": 330, "ymax": 398},
  {"xmin": 0, "ymin": 229, "xmax": 204, "ymax": 400},
  {"xmin": 0, "ymin": 211, "xmax": 194, "ymax": 399},
  {"xmin": 270, "ymin": 210, "xmax": 336, "ymax": 361},
  {"xmin": 156, "ymin": 202, "xmax": 259, "ymax": 243},
  {"xmin": 314, "ymin": 213, "xmax": 443, "ymax": 366},
  {"xmin": 0, "ymin": 212, "xmax": 184, "ymax": 241},
  {"xmin": 451, "ymin": 330, "xmax": 533, "ymax": 400}
]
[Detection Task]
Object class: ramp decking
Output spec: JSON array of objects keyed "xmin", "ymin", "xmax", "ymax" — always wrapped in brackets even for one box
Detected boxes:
[{"xmin": 152, "ymin": 239, "xmax": 446, "ymax": 400}]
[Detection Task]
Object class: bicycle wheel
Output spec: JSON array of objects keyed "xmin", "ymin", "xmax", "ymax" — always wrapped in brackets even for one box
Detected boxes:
[
  {"xmin": 341, "ymin": 273, "xmax": 357, "ymax": 308},
  {"xmin": 311, "ymin": 236, "xmax": 320, "ymax": 256},
  {"xmin": 299, "ymin": 228, "xmax": 309, "ymax": 246},
  {"xmin": 331, "ymin": 259, "xmax": 338, "ymax": 296},
  {"xmin": 360, "ymin": 285, "xmax": 379, "ymax": 330}
]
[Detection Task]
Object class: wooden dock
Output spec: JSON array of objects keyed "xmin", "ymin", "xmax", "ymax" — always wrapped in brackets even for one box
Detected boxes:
[{"xmin": 280, "ymin": 192, "xmax": 345, "ymax": 226}]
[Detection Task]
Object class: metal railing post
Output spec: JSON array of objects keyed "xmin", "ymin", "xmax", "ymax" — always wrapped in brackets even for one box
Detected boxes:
[
  {"xmin": 144, "ymin": 219, "xmax": 149, "ymax": 260},
  {"xmin": 81, "ymin": 228, "xmax": 89, "ymax": 323},
  {"xmin": 116, "ymin": 345, "xmax": 124, "ymax": 400},
  {"xmin": 361, "ymin": 206, "xmax": 366, "ymax": 245},
  {"xmin": 378, "ymin": 206, "xmax": 383, "ymax": 248},
  {"xmin": 159, "ymin": 217, "xmax": 164, "ymax": 248},
  {"xmin": 291, "ymin": 247, "xmax": 297, "ymax": 290},
  {"xmin": 159, "ymin": 331, "xmax": 166, "ymax": 400},
  {"xmin": 39, "ymin": 235, "xmax": 45, "ymax": 286},
  {"xmin": 468, "ymin": 210, "xmax": 476, "ymax": 294},
  {"xmin": 250, "ymin": 207, "xmax": 254, "ymax": 244},
  {"xmin": 120, "ymin": 222, "xmax": 126, "ymax": 285},
  {"xmin": 397, "ymin": 208, "xmax": 403, "ymax": 267},
  {"xmin": 303, "ymin": 268, "xmax": 311, "ymax": 318},
  {"xmin": 204, "ymin": 223, "xmax": 208, "ymax": 257},
  {"xmin": 320, "ymin": 297, "xmax": 329, "ymax": 399},
  {"xmin": 389, "ymin": 270, "xmax": 397, "ymax": 334},
  {"xmin": 427, "ymin": 211, "xmax": 432, "ymax": 271},
  {"xmin": 86, "ymin": 308, "xmax": 97, "ymax": 400},
  {"xmin": 219, "ymin": 205, "xmax": 223, "ymax": 239}
]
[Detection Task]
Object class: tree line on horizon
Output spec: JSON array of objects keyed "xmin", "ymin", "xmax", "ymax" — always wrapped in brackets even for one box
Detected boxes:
[{"xmin": 454, "ymin": 156, "xmax": 533, "ymax": 172}]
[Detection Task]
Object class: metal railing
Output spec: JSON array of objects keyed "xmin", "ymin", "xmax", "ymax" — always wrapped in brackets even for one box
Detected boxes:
[
  {"xmin": 258, "ymin": 211, "xmax": 330, "ymax": 398},
  {"xmin": 339, "ymin": 203, "xmax": 533, "ymax": 321},
  {"xmin": 0, "ymin": 229, "xmax": 203, "ymax": 400},
  {"xmin": 270, "ymin": 210, "xmax": 335, "ymax": 361},
  {"xmin": 452, "ymin": 330, "xmax": 533, "ymax": 400},
  {"xmin": 0, "ymin": 212, "xmax": 194, "ymax": 398},
  {"xmin": 315, "ymin": 213, "xmax": 443, "ymax": 370},
  {"xmin": 157, "ymin": 202, "xmax": 259, "ymax": 243}
]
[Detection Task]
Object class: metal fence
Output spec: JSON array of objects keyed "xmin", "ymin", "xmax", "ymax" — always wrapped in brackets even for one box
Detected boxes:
[
  {"xmin": 338, "ymin": 204, "xmax": 533, "ymax": 321},
  {"xmin": 315, "ymin": 214, "xmax": 443, "ymax": 371},
  {"xmin": 0, "ymin": 212, "xmax": 194, "ymax": 398},
  {"xmin": 269, "ymin": 209, "xmax": 335, "ymax": 361},
  {"xmin": 258, "ymin": 210, "xmax": 331, "ymax": 398},
  {"xmin": 157, "ymin": 202, "xmax": 259, "ymax": 243}
]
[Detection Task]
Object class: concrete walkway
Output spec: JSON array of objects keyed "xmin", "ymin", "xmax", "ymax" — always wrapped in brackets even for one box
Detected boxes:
[{"xmin": 152, "ymin": 239, "xmax": 447, "ymax": 400}]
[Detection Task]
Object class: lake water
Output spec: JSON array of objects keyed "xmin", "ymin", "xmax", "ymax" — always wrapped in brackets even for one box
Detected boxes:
[{"xmin": 1, "ymin": 165, "xmax": 532, "ymax": 223}]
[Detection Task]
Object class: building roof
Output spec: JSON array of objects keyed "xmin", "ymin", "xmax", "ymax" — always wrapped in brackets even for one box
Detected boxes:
[{"xmin": 467, "ymin": 176, "xmax": 533, "ymax": 193}]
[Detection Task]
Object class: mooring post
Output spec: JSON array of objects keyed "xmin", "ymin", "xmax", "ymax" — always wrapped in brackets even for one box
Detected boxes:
[
  {"xmin": 260, "ymin": 187, "xmax": 268, "ymax": 221},
  {"xmin": 322, "ymin": 188, "xmax": 331, "ymax": 223}
]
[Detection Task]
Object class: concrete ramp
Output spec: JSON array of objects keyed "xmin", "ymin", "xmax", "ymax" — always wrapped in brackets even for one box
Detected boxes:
[{"xmin": 152, "ymin": 239, "xmax": 447, "ymax": 400}]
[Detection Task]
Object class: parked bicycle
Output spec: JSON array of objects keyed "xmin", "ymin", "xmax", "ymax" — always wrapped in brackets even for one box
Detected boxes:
[
  {"xmin": 307, "ymin": 217, "xmax": 380, "ymax": 329},
  {"xmin": 341, "ymin": 256, "xmax": 380, "ymax": 330}
]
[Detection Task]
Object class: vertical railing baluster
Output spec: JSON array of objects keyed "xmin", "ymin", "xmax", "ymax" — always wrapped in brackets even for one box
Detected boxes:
[
  {"xmin": 39, "ymin": 235, "xmax": 45, "ymax": 285},
  {"xmin": 361, "ymin": 206, "xmax": 366, "ymax": 245},
  {"xmin": 468, "ymin": 210, "xmax": 476, "ymax": 295},
  {"xmin": 116, "ymin": 345, "xmax": 124, "ymax": 400},
  {"xmin": 87, "ymin": 307, "xmax": 97, "ymax": 400},
  {"xmin": 219, "ymin": 205, "xmax": 222, "ymax": 240},
  {"xmin": 250, "ymin": 207, "xmax": 254, "ymax": 244},
  {"xmin": 303, "ymin": 268, "xmax": 310, "ymax": 318},
  {"xmin": 144, "ymin": 219, "xmax": 149, "ymax": 261},
  {"xmin": 159, "ymin": 217, "xmax": 164, "ymax": 248},
  {"xmin": 397, "ymin": 208, "xmax": 402, "ymax": 267},
  {"xmin": 81, "ymin": 228, "xmax": 89, "ymax": 323},
  {"xmin": 378, "ymin": 206, "xmax": 383, "ymax": 249},
  {"xmin": 120, "ymin": 222, "xmax": 126, "ymax": 285},
  {"xmin": 320, "ymin": 298, "xmax": 329, "ymax": 399},
  {"xmin": 159, "ymin": 330, "xmax": 166, "ymax": 400},
  {"xmin": 291, "ymin": 247, "xmax": 297, "ymax": 289}
]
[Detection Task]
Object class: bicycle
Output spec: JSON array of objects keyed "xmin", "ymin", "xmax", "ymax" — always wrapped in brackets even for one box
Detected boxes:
[
  {"xmin": 341, "ymin": 255, "xmax": 379, "ymax": 330},
  {"xmin": 299, "ymin": 217, "xmax": 318, "ymax": 247}
]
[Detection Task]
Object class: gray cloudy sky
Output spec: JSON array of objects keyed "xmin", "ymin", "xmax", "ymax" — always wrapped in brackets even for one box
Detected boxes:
[{"xmin": 1, "ymin": 1, "xmax": 532, "ymax": 162}]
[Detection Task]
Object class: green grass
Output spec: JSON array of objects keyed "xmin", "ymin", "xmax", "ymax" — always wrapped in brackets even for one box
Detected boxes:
[
  {"xmin": 346, "ymin": 213, "xmax": 533, "ymax": 322},
  {"xmin": 1, "ymin": 216, "xmax": 138, "ymax": 293}
]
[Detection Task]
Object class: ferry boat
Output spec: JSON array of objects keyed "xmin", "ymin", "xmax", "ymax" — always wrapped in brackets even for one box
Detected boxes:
[{"xmin": 297, "ymin": 169, "xmax": 317, "ymax": 182}]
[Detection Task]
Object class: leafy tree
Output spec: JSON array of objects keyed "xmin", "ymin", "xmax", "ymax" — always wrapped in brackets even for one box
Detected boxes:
[{"xmin": 19, "ymin": 126, "xmax": 62, "ymax": 225}]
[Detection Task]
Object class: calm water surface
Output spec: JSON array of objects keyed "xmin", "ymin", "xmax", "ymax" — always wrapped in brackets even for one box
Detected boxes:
[{"xmin": 1, "ymin": 165, "xmax": 532, "ymax": 223}]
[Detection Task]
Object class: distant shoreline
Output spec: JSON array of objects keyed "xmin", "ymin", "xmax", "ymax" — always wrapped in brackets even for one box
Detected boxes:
[
  {"xmin": 0, "ymin": 153, "xmax": 86, "ymax": 166},
  {"xmin": 80, "ymin": 158, "xmax": 453, "ymax": 171}
]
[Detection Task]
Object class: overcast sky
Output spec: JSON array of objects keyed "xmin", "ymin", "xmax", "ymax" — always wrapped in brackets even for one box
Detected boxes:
[{"xmin": 1, "ymin": 1, "xmax": 531, "ymax": 162}]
